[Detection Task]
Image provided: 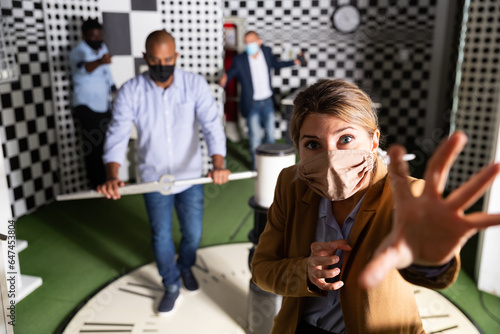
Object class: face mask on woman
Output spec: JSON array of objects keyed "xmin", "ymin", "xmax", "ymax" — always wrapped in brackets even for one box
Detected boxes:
[{"xmin": 297, "ymin": 149, "xmax": 374, "ymax": 201}]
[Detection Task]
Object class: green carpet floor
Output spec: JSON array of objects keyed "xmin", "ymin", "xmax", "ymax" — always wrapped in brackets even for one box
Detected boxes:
[{"xmin": 12, "ymin": 140, "xmax": 500, "ymax": 334}]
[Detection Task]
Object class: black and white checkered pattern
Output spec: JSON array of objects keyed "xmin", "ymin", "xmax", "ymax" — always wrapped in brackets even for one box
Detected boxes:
[
  {"xmin": 0, "ymin": 11, "xmax": 18, "ymax": 83},
  {"xmin": 0, "ymin": 0, "xmax": 60, "ymax": 218},
  {"xmin": 202, "ymin": 84, "xmax": 225, "ymax": 175},
  {"xmin": 448, "ymin": 0, "xmax": 500, "ymax": 190},
  {"xmin": 273, "ymin": 111, "xmax": 289, "ymax": 141},
  {"xmin": 160, "ymin": 0, "xmax": 225, "ymax": 175},
  {"xmin": 161, "ymin": 0, "xmax": 223, "ymax": 85},
  {"xmin": 223, "ymin": 0, "xmax": 439, "ymax": 148},
  {"xmin": 0, "ymin": 0, "xmax": 224, "ymax": 216},
  {"xmin": 42, "ymin": 0, "xmax": 101, "ymax": 194},
  {"xmin": 1, "ymin": 0, "xmax": 486, "ymax": 218},
  {"xmin": 42, "ymin": 0, "xmax": 224, "ymax": 193}
]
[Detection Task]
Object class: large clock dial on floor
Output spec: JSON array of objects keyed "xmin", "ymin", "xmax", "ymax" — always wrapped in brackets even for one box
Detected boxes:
[{"xmin": 62, "ymin": 243, "xmax": 481, "ymax": 334}]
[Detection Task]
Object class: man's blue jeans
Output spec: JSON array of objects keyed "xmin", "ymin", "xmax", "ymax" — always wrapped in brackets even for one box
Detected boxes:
[
  {"xmin": 143, "ymin": 185, "xmax": 204, "ymax": 293},
  {"xmin": 247, "ymin": 97, "xmax": 275, "ymax": 165}
]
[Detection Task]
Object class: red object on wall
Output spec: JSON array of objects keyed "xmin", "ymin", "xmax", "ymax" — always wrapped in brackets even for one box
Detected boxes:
[{"xmin": 223, "ymin": 23, "xmax": 239, "ymax": 122}]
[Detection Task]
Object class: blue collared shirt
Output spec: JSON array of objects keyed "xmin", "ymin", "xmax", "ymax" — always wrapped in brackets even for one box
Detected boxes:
[
  {"xmin": 103, "ymin": 69, "xmax": 226, "ymax": 194},
  {"xmin": 69, "ymin": 41, "xmax": 115, "ymax": 112},
  {"xmin": 302, "ymin": 196, "xmax": 365, "ymax": 334}
]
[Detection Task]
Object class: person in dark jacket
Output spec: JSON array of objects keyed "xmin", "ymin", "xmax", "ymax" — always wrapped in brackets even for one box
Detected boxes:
[{"xmin": 219, "ymin": 31, "xmax": 303, "ymax": 166}]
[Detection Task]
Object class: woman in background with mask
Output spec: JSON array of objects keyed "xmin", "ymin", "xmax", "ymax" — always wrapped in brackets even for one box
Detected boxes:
[{"xmin": 251, "ymin": 79, "xmax": 500, "ymax": 334}]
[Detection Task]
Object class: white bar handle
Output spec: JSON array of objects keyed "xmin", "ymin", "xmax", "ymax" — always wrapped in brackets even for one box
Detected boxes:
[{"xmin": 56, "ymin": 171, "xmax": 258, "ymax": 201}]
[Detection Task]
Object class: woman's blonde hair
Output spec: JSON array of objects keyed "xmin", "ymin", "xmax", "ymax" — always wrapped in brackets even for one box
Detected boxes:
[{"xmin": 290, "ymin": 79, "xmax": 379, "ymax": 147}]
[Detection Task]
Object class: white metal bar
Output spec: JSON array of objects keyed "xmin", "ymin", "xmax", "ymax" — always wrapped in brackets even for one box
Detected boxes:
[{"xmin": 56, "ymin": 171, "xmax": 257, "ymax": 201}]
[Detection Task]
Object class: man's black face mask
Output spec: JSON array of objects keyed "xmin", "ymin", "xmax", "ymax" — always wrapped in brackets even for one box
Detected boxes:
[
  {"xmin": 86, "ymin": 40, "xmax": 103, "ymax": 51},
  {"xmin": 148, "ymin": 63, "xmax": 175, "ymax": 83}
]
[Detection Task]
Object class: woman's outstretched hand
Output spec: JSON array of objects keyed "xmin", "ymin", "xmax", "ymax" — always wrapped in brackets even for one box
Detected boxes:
[{"xmin": 360, "ymin": 131, "xmax": 500, "ymax": 289}]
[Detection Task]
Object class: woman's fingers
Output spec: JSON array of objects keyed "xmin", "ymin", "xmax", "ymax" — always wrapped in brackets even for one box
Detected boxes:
[
  {"xmin": 319, "ymin": 280, "xmax": 345, "ymax": 291},
  {"xmin": 464, "ymin": 212, "xmax": 500, "ymax": 230},
  {"xmin": 423, "ymin": 132, "xmax": 467, "ymax": 197},
  {"xmin": 308, "ymin": 255, "xmax": 340, "ymax": 267},
  {"xmin": 446, "ymin": 163, "xmax": 500, "ymax": 211},
  {"xmin": 309, "ymin": 264, "xmax": 344, "ymax": 291},
  {"xmin": 359, "ymin": 132, "xmax": 498, "ymax": 291},
  {"xmin": 309, "ymin": 266, "xmax": 341, "ymax": 280},
  {"xmin": 310, "ymin": 240, "xmax": 352, "ymax": 255},
  {"xmin": 359, "ymin": 241, "xmax": 412, "ymax": 289},
  {"xmin": 308, "ymin": 240, "xmax": 351, "ymax": 291},
  {"xmin": 387, "ymin": 145, "xmax": 413, "ymax": 201},
  {"xmin": 313, "ymin": 278, "xmax": 345, "ymax": 291}
]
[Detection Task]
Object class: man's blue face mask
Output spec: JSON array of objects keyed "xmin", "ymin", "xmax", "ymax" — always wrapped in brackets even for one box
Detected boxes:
[{"xmin": 245, "ymin": 42, "xmax": 259, "ymax": 56}]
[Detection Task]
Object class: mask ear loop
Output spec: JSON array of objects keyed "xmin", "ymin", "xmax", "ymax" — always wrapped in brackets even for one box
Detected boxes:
[
  {"xmin": 376, "ymin": 148, "xmax": 416, "ymax": 166},
  {"xmin": 377, "ymin": 148, "xmax": 390, "ymax": 165}
]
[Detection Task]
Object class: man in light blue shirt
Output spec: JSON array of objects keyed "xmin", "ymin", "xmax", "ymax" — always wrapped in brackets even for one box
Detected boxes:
[
  {"xmin": 70, "ymin": 18, "xmax": 116, "ymax": 188},
  {"xmin": 98, "ymin": 30, "xmax": 230, "ymax": 315}
]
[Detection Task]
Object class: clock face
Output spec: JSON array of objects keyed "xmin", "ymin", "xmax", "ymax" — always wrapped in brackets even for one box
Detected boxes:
[
  {"xmin": 61, "ymin": 243, "xmax": 481, "ymax": 334},
  {"xmin": 61, "ymin": 243, "xmax": 252, "ymax": 334},
  {"xmin": 332, "ymin": 5, "xmax": 361, "ymax": 33}
]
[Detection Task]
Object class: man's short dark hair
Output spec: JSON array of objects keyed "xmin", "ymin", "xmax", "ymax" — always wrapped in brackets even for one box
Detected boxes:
[
  {"xmin": 81, "ymin": 18, "xmax": 102, "ymax": 35},
  {"xmin": 245, "ymin": 30, "xmax": 260, "ymax": 39}
]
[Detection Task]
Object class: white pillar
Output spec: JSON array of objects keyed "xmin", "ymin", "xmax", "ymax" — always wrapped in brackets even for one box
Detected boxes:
[{"xmin": 475, "ymin": 102, "xmax": 500, "ymax": 297}]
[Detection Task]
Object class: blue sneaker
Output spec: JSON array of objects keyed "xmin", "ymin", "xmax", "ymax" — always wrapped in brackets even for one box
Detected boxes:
[
  {"xmin": 181, "ymin": 270, "xmax": 199, "ymax": 292},
  {"xmin": 157, "ymin": 289, "xmax": 180, "ymax": 316}
]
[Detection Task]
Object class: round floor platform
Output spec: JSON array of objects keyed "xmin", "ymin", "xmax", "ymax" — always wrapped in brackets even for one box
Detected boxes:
[{"xmin": 62, "ymin": 242, "xmax": 480, "ymax": 334}]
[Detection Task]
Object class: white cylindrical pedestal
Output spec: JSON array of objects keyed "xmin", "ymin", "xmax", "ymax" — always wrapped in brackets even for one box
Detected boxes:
[
  {"xmin": 248, "ymin": 280, "xmax": 282, "ymax": 334},
  {"xmin": 254, "ymin": 143, "xmax": 296, "ymax": 208},
  {"xmin": 249, "ymin": 143, "xmax": 295, "ymax": 334}
]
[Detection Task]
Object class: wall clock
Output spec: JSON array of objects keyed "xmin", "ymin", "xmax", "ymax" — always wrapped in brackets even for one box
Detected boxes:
[{"xmin": 331, "ymin": 4, "xmax": 361, "ymax": 33}]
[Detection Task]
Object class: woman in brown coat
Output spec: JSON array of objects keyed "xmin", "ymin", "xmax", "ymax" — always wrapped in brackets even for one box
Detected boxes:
[{"xmin": 251, "ymin": 79, "xmax": 500, "ymax": 334}]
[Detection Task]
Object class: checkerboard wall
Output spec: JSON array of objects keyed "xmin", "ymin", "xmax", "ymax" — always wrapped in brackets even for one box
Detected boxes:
[
  {"xmin": 42, "ymin": 0, "xmax": 102, "ymax": 194},
  {"xmin": 1, "ymin": 0, "xmax": 480, "ymax": 217},
  {"xmin": 0, "ymin": 13, "xmax": 18, "ymax": 83},
  {"xmin": 0, "ymin": 0, "xmax": 60, "ymax": 218},
  {"xmin": 159, "ymin": 0, "xmax": 224, "ymax": 176},
  {"xmin": 223, "ymin": 0, "xmax": 445, "ymax": 149},
  {"xmin": 43, "ymin": 0, "xmax": 224, "ymax": 192},
  {"xmin": 0, "ymin": 0, "xmax": 224, "ymax": 216},
  {"xmin": 448, "ymin": 0, "xmax": 500, "ymax": 190},
  {"xmin": 160, "ymin": 0, "xmax": 223, "ymax": 85}
]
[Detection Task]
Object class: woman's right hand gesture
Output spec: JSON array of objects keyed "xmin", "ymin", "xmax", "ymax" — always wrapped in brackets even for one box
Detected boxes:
[
  {"xmin": 307, "ymin": 240, "xmax": 352, "ymax": 291},
  {"xmin": 360, "ymin": 131, "xmax": 500, "ymax": 289}
]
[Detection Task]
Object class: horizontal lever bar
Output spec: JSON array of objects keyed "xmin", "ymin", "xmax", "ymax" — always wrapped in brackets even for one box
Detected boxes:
[{"xmin": 56, "ymin": 171, "xmax": 258, "ymax": 201}]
